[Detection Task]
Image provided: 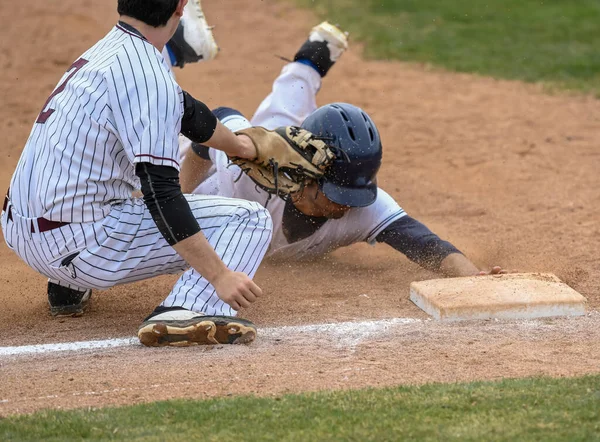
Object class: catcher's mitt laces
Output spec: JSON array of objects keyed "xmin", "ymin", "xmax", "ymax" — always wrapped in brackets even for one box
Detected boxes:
[
  {"xmin": 309, "ymin": 134, "xmax": 350, "ymax": 164},
  {"xmin": 269, "ymin": 158, "xmax": 280, "ymax": 195}
]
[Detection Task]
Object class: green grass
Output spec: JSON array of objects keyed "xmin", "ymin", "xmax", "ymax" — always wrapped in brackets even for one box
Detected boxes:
[
  {"xmin": 2, "ymin": 376, "xmax": 600, "ymax": 441},
  {"xmin": 294, "ymin": 0, "xmax": 600, "ymax": 94}
]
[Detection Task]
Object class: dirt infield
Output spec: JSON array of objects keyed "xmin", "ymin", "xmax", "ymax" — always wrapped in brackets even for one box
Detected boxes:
[{"xmin": 1, "ymin": 0, "xmax": 599, "ymax": 415}]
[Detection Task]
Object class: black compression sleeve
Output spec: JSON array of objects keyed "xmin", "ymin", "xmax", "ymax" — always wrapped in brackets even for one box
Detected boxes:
[
  {"xmin": 376, "ymin": 216, "xmax": 462, "ymax": 271},
  {"xmin": 135, "ymin": 163, "xmax": 201, "ymax": 246},
  {"xmin": 181, "ymin": 91, "xmax": 218, "ymax": 144}
]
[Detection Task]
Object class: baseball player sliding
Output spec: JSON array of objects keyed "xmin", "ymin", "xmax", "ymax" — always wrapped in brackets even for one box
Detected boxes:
[
  {"xmin": 1, "ymin": 0, "xmax": 330, "ymax": 347},
  {"xmin": 181, "ymin": 22, "xmax": 509, "ymax": 278}
]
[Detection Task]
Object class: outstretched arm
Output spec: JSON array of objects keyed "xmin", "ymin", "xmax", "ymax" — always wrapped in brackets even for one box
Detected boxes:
[
  {"xmin": 437, "ymin": 252, "xmax": 481, "ymax": 277},
  {"xmin": 376, "ymin": 216, "xmax": 505, "ymax": 277}
]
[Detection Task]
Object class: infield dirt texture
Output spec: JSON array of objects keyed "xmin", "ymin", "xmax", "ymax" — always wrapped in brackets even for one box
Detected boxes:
[{"xmin": 1, "ymin": 0, "xmax": 599, "ymax": 415}]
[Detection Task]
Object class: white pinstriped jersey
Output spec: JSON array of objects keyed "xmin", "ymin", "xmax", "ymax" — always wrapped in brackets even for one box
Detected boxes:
[
  {"xmin": 1, "ymin": 22, "xmax": 274, "ymax": 317},
  {"xmin": 9, "ymin": 24, "xmax": 183, "ymax": 223}
]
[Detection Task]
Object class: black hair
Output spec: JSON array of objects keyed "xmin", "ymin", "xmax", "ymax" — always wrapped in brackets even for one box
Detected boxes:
[{"xmin": 117, "ymin": 0, "xmax": 180, "ymax": 27}]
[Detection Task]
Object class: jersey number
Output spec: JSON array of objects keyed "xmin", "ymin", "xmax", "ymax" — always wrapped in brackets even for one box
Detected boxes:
[{"xmin": 36, "ymin": 58, "xmax": 89, "ymax": 124}]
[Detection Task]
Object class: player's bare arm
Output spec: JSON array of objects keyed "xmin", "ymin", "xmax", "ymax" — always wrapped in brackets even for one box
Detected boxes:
[
  {"xmin": 180, "ymin": 147, "xmax": 213, "ymax": 193},
  {"xmin": 438, "ymin": 254, "xmax": 508, "ymax": 277},
  {"xmin": 207, "ymin": 122, "xmax": 256, "ymax": 159},
  {"xmin": 439, "ymin": 253, "xmax": 488, "ymax": 277},
  {"xmin": 181, "ymin": 92, "xmax": 257, "ymax": 159},
  {"xmin": 172, "ymin": 233, "xmax": 262, "ymax": 310},
  {"xmin": 178, "ymin": 101, "xmax": 256, "ymax": 194}
]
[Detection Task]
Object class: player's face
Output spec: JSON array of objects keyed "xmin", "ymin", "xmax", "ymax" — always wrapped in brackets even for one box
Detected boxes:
[
  {"xmin": 316, "ymin": 192, "xmax": 352, "ymax": 219},
  {"xmin": 293, "ymin": 183, "xmax": 352, "ymax": 219},
  {"xmin": 305, "ymin": 184, "xmax": 352, "ymax": 219}
]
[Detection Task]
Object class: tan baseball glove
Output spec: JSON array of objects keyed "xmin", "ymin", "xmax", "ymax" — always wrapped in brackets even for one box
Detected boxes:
[{"xmin": 230, "ymin": 126, "xmax": 337, "ymax": 197}]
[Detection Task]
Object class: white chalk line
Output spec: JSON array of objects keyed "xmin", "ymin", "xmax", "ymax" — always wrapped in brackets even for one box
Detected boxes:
[
  {"xmin": 0, "ymin": 317, "xmax": 421, "ymax": 358},
  {"xmin": 0, "ymin": 337, "xmax": 138, "ymax": 357}
]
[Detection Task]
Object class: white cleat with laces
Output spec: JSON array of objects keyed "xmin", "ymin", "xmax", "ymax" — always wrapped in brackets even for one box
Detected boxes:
[
  {"xmin": 293, "ymin": 21, "xmax": 349, "ymax": 77},
  {"xmin": 168, "ymin": 0, "xmax": 219, "ymax": 67}
]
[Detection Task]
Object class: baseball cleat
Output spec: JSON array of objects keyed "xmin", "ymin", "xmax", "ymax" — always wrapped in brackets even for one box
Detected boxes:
[
  {"xmin": 294, "ymin": 21, "xmax": 349, "ymax": 77},
  {"xmin": 47, "ymin": 281, "xmax": 92, "ymax": 318},
  {"xmin": 138, "ymin": 307, "xmax": 257, "ymax": 347},
  {"xmin": 168, "ymin": 0, "xmax": 219, "ymax": 67}
]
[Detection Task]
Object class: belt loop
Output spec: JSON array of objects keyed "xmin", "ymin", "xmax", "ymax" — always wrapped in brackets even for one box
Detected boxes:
[
  {"xmin": 25, "ymin": 217, "xmax": 35, "ymax": 240},
  {"xmin": 30, "ymin": 218, "xmax": 41, "ymax": 234},
  {"xmin": 6, "ymin": 206, "xmax": 34, "ymax": 241}
]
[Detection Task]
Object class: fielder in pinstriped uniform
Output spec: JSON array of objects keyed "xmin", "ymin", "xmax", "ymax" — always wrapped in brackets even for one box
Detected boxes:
[
  {"xmin": 29, "ymin": 0, "xmax": 220, "ymax": 319},
  {"xmin": 180, "ymin": 23, "xmax": 510, "ymax": 278},
  {"xmin": 0, "ymin": 0, "xmax": 285, "ymax": 347}
]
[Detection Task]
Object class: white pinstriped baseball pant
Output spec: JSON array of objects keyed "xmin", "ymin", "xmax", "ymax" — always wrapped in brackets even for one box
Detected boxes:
[{"xmin": 1, "ymin": 195, "xmax": 272, "ymax": 316}]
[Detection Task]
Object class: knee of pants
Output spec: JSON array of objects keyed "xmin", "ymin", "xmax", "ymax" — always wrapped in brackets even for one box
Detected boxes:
[
  {"xmin": 237, "ymin": 201, "xmax": 273, "ymax": 232},
  {"xmin": 258, "ymin": 205, "xmax": 273, "ymax": 235}
]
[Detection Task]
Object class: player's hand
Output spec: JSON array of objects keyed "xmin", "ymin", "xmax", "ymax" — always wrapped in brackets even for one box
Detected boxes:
[
  {"xmin": 477, "ymin": 266, "xmax": 512, "ymax": 276},
  {"xmin": 234, "ymin": 133, "xmax": 258, "ymax": 159},
  {"xmin": 211, "ymin": 269, "xmax": 262, "ymax": 311}
]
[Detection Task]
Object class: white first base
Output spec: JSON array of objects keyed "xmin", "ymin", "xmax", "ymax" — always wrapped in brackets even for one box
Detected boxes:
[{"xmin": 409, "ymin": 273, "xmax": 587, "ymax": 321}]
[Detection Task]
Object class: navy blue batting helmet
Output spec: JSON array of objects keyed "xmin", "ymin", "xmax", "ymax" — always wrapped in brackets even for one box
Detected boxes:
[{"xmin": 301, "ymin": 103, "xmax": 382, "ymax": 207}]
